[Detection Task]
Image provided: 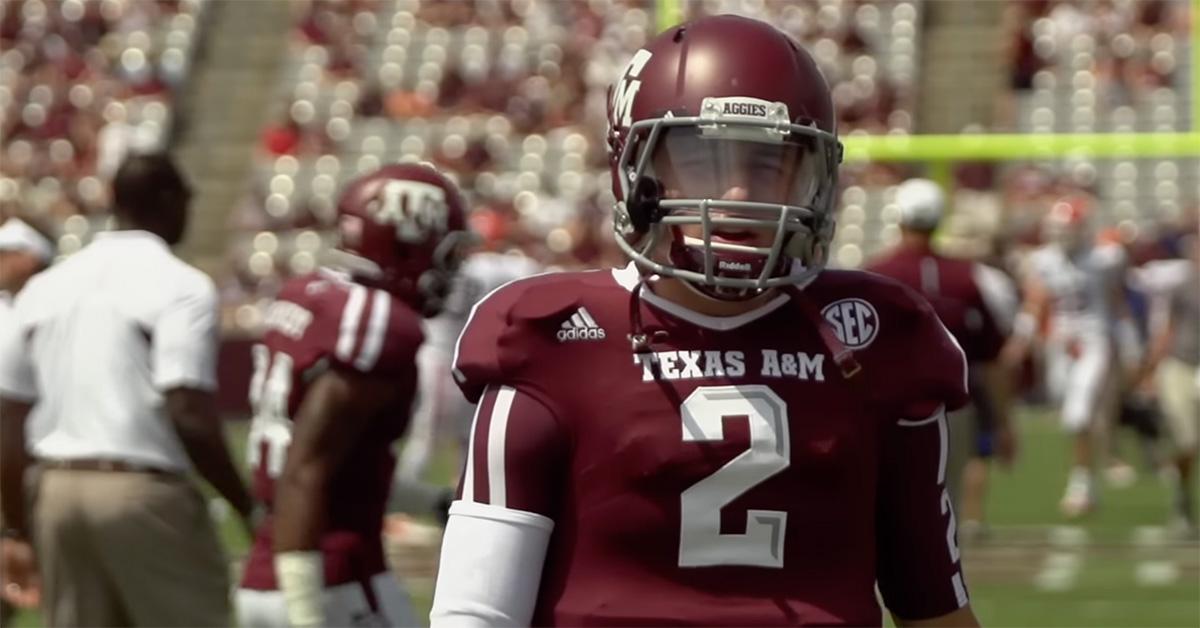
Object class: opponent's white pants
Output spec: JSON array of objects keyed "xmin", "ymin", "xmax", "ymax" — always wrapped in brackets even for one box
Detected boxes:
[
  {"xmin": 397, "ymin": 345, "xmax": 475, "ymax": 482},
  {"xmin": 236, "ymin": 572, "xmax": 416, "ymax": 627},
  {"xmin": 1044, "ymin": 332, "xmax": 1118, "ymax": 433}
]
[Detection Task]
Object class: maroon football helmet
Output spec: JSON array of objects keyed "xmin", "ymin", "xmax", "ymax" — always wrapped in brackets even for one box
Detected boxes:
[
  {"xmin": 606, "ymin": 15, "xmax": 843, "ymax": 300},
  {"xmin": 332, "ymin": 163, "xmax": 470, "ymax": 315}
]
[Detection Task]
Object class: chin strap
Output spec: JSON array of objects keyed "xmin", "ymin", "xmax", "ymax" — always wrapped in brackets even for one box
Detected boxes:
[
  {"xmin": 786, "ymin": 286, "xmax": 862, "ymax": 380},
  {"xmin": 627, "ymin": 279, "xmax": 670, "ymax": 354}
]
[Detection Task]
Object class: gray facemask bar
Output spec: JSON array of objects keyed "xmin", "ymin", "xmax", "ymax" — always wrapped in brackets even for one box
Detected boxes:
[{"xmin": 613, "ymin": 113, "xmax": 841, "ymax": 291}]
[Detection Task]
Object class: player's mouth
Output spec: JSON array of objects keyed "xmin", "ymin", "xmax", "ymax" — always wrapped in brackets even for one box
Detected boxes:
[
  {"xmin": 712, "ymin": 230, "xmax": 756, "ymax": 243},
  {"xmin": 682, "ymin": 231, "xmax": 772, "ymax": 249}
]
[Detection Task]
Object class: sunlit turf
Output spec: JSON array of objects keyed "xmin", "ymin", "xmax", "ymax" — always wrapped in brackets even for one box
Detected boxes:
[{"xmin": 10, "ymin": 408, "xmax": 1198, "ymax": 627}]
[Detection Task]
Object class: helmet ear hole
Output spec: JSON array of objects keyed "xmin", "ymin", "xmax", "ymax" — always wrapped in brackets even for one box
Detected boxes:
[{"xmin": 628, "ymin": 177, "xmax": 664, "ymax": 233}]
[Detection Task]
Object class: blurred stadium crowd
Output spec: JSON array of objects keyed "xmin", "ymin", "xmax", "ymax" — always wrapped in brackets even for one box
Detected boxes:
[{"xmin": 2, "ymin": 0, "xmax": 1193, "ymax": 329}]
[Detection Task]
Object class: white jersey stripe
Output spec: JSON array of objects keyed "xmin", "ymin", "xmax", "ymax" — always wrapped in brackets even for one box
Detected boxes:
[
  {"xmin": 937, "ymin": 317, "xmax": 970, "ymax": 399},
  {"xmin": 577, "ymin": 307, "xmax": 598, "ymax": 328},
  {"xmin": 897, "ymin": 404, "xmax": 946, "ymax": 427},
  {"xmin": 354, "ymin": 290, "xmax": 391, "ymax": 371},
  {"xmin": 487, "ymin": 386, "xmax": 516, "ymax": 507},
  {"xmin": 920, "ymin": 256, "xmax": 941, "ymax": 296},
  {"xmin": 336, "ymin": 284, "xmax": 368, "ymax": 362},
  {"xmin": 461, "ymin": 398, "xmax": 487, "ymax": 502},
  {"xmin": 951, "ymin": 572, "xmax": 969, "ymax": 607},
  {"xmin": 936, "ymin": 407, "xmax": 949, "ymax": 485}
]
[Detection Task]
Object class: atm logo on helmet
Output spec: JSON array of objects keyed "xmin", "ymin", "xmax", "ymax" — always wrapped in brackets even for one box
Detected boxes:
[{"xmin": 610, "ymin": 49, "xmax": 653, "ymax": 128}]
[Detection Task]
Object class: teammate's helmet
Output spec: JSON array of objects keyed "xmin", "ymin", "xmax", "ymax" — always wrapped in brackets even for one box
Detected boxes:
[
  {"xmin": 332, "ymin": 163, "xmax": 470, "ymax": 315},
  {"xmin": 1042, "ymin": 195, "xmax": 1092, "ymax": 252},
  {"xmin": 895, "ymin": 178, "xmax": 946, "ymax": 232},
  {"xmin": 606, "ymin": 14, "xmax": 843, "ymax": 300}
]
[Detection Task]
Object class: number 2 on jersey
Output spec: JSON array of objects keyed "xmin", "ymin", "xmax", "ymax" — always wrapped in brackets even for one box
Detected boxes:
[
  {"xmin": 247, "ymin": 344, "xmax": 294, "ymax": 478},
  {"xmin": 679, "ymin": 385, "xmax": 790, "ymax": 568}
]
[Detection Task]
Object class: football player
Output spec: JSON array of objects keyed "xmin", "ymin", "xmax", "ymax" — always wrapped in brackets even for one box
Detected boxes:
[
  {"xmin": 395, "ymin": 212, "xmax": 542, "ymax": 486},
  {"xmin": 867, "ymin": 179, "xmax": 1017, "ymax": 541},
  {"xmin": 235, "ymin": 163, "xmax": 470, "ymax": 627},
  {"xmin": 431, "ymin": 15, "xmax": 979, "ymax": 627},
  {"xmin": 1000, "ymin": 197, "xmax": 1138, "ymax": 517}
]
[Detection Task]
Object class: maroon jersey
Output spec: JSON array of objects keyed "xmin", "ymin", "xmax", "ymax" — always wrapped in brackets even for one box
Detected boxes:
[
  {"xmin": 240, "ymin": 269, "xmax": 423, "ymax": 590},
  {"xmin": 452, "ymin": 264, "xmax": 970, "ymax": 625},
  {"xmin": 867, "ymin": 243, "xmax": 1005, "ymax": 364}
]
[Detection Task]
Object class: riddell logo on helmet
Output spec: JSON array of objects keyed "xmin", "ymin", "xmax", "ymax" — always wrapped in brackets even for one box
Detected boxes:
[
  {"xmin": 722, "ymin": 102, "xmax": 767, "ymax": 117},
  {"xmin": 718, "ymin": 260, "xmax": 753, "ymax": 272}
]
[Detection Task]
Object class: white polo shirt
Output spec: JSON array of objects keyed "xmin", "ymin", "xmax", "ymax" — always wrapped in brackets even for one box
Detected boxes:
[{"xmin": 0, "ymin": 230, "xmax": 219, "ymax": 472}]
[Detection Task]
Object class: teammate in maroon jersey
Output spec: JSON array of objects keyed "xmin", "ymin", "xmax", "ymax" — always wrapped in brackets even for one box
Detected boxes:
[
  {"xmin": 431, "ymin": 15, "xmax": 980, "ymax": 627},
  {"xmin": 235, "ymin": 163, "xmax": 470, "ymax": 627}
]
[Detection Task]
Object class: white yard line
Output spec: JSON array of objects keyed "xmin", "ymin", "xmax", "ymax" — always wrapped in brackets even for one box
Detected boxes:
[{"xmin": 1033, "ymin": 551, "xmax": 1083, "ymax": 591}]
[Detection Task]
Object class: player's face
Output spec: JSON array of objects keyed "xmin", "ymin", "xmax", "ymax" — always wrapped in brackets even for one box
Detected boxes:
[{"xmin": 649, "ymin": 130, "xmax": 818, "ymax": 248}]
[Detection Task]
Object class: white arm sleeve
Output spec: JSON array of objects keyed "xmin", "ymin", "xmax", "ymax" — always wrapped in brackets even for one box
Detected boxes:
[{"xmin": 430, "ymin": 500, "xmax": 554, "ymax": 627}]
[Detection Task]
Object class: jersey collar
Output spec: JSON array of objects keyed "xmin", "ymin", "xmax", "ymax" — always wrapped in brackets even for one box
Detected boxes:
[{"xmin": 611, "ymin": 262, "xmax": 790, "ymax": 331}]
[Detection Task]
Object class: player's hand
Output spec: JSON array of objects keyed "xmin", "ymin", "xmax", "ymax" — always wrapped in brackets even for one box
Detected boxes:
[
  {"xmin": 0, "ymin": 538, "xmax": 40, "ymax": 609},
  {"xmin": 995, "ymin": 423, "xmax": 1018, "ymax": 470}
]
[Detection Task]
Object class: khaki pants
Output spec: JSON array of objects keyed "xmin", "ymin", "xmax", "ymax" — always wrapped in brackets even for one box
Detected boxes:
[
  {"xmin": 1158, "ymin": 357, "xmax": 1200, "ymax": 453},
  {"xmin": 34, "ymin": 469, "xmax": 230, "ymax": 627}
]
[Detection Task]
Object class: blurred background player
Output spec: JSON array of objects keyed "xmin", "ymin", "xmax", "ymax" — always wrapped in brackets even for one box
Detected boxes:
[
  {"xmin": 0, "ymin": 218, "xmax": 54, "ymax": 304},
  {"xmin": 1001, "ymin": 197, "xmax": 1142, "ymax": 517},
  {"xmin": 395, "ymin": 208, "xmax": 541, "ymax": 488},
  {"xmin": 235, "ymin": 163, "xmax": 469, "ymax": 628},
  {"xmin": 1136, "ymin": 233, "xmax": 1199, "ymax": 537},
  {"xmin": 433, "ymin": 16, "xmax": 979, "ymax": 627},
  {"xmin": 0, "ymin": 153, "xmax": 253, "ymax": 627},
  {"xmin": 867, "ymin": 178, "xmax": 1017, "ymax": 540},
  {"xmin": 0, "ymin": 217, "xmax": 53, "ymax": 622}
]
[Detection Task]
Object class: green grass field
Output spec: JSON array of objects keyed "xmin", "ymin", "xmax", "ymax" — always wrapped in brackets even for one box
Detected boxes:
[{"xmin": 9, "ymin": 406, "xmax": 1199, "ymax": 627}]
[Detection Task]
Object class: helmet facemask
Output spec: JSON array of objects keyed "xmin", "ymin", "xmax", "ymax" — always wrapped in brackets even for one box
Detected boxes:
[{"xmin": 613, "ymin": 98, "xmax": 842, "ymax": 300}]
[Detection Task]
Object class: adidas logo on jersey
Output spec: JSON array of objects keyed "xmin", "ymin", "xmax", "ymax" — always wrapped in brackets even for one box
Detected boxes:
[{"xmin": 557, "ymin": 307, "xmax": 607, "ymax": 342}]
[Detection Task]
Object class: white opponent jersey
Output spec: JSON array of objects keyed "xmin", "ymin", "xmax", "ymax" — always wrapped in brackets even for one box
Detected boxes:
[
  {"xmin": 423, "ymin": 252, "xmax": 543, "ymax": 353},
  {"xmin": 1026, "ymin": 243, "xmax": 1125, "ymax": 337}
]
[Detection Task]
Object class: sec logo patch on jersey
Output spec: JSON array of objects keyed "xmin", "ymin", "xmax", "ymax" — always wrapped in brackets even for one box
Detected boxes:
[{"xmin": 821, "ymin": 298, "xmax": 880, "ymax": 349}]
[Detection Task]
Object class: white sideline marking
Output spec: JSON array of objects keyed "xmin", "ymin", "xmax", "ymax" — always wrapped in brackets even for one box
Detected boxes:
[
  {"xmin": 1048, "ymin": 526, "xmax": 1089, "ymax": 547},
  {"xmin": 1131, "ymin": 526, "xmax": 1168, "ymax": 547},
  {"xmin": 1033, "ymin": 551, "xmax": 1082, "ymax": 591},
  {"xmin": 1134, "ymin": 561, "xmax": 1180, "ymax": 587},
  {"xmin": 208, "ymin": 497, "xmax": 230, "ymax": 522}
]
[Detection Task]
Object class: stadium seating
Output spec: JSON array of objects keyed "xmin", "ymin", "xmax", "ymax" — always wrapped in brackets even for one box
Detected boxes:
[
  {"xmin": 225, "ymin": 0, "xmax": 927, "ymax": 330},
  {"xmin": 0, "ymin": 0, "xmax": 209, "ymax": 252},
  {"xmin": 1007, "ymin": 0, "xmax": 1197, "ymax": 229}
]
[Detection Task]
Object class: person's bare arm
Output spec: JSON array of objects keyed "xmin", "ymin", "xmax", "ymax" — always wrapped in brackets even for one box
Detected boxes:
[
  {"xmin": 0, "ymin": 397, "xmax": 33, "ymax": 538},
  {"xmin": 272, "ymin": 368, "xmax": 397, "ymax": 627},
  {"xmin": 1000, "ymin": 274, "xmax": 1048, "ymax": 368},
  {"xmin": 165, "ymin": 388, "xmax": 253, "ymax": 532},
  {"xmin": 0, "ymin": 397, "xmax": 40, "ymax": 609}
]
